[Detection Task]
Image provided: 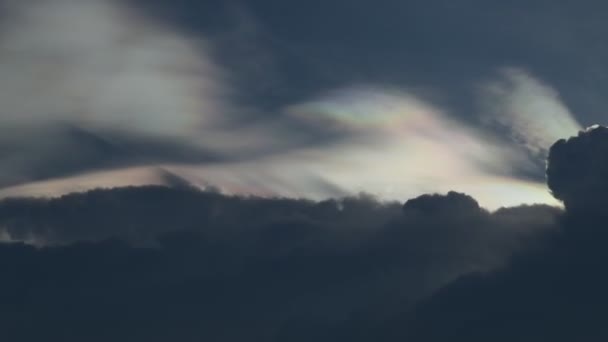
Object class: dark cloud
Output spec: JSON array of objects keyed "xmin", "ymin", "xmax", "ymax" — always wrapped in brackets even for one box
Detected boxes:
[
  {"xmin": 0, "ymin": 186, "xmax": 557, "ymax": 341},
  {"xmin": 403, "ymin": 125, "xmax": 608, "ymax": 341},
  {"xmin": 547, "ymin": 126, "xmax": 608, "ymax": 213}
]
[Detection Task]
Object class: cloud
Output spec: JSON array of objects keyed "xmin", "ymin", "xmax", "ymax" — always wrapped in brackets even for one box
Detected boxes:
[
  {"xmin": 0, "ymin": 0, "xmax": 226, "ymax": 135},
  {"xmin": 0, "ymin": 166, "xmax": 204, "ymax": 199},
  {"xmin": 403, "ymin": 125, "xmax": 608, "ymax": 341},
  {"xmin": 479, "ymin": 68, "xmax": 582, "ymax": 157},
  {"xmin": 3, "ymin": 1, "xmax": 608, "ymax": 339},
  {"xmin": 0, "ymin": 0, "xmax": 286, "ymax": 188},
  {"xmin": 547, "ymin": 125, "xmax": 608, "ymax": 213},
  {"xmin": 0, "ymin": 1, "xmax": 579, "ymax": 213},
  {"xmin": 0, "ymin": 79, "xmax": 563, "ymax": 209},
  {"xmin": 5, "ymin": 127, "xmax": 608, "ymax": 342},
  {"xmin": 0, "ymin": 186, "xmax": 558, "ymax": 340},
  {"xmin": 277, "ymin": 86, "xmax": 559, "ymax": 209}
]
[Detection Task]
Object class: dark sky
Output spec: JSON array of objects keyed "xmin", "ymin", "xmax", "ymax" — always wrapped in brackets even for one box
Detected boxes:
[
  {"xmin": 2, "ymin": 1, "xmax": 608, "ymax": 340},
  {"xmin": 137, "ymin": 0, "xmax": 608, "ymax": 122}
]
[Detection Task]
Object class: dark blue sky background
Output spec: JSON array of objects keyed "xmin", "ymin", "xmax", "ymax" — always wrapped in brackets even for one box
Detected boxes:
[{"xmin": 135, "ymin": 0, "xmax": 608, "ymax": 125}]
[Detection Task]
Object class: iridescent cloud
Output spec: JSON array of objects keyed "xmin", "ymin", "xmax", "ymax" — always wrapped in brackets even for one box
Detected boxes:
[
  {"xmin": 0, "ymin": 1, "xmax": 576, "ymax": 210},
  {"xmin": 2, "ymin": 86, "xmax": 563, "ymax": 210}
]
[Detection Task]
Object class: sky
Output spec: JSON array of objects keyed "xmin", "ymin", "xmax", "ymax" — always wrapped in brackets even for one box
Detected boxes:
[
  {"xmin": 3, "ymin": 1, "xmax": 608, "ymax": 341},
  {"xmin": 3, "ymin": 0, "xmax": 606, "ymax": 209}
]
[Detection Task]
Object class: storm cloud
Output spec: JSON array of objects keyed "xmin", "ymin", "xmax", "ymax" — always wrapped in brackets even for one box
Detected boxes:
[
  {"xmin": 0, "ymin": 186, "xmax": 558, "ymax": 341},
  {"xmin": 405, "ymin": 126, "xmax": 608, "ymax": 341}
]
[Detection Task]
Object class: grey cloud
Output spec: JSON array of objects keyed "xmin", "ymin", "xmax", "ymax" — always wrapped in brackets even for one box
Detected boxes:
[
  {"xmin": 547, "ymin": 125, "xmax": 608, "ymax": 213},
  {"xmin": 403, "ymin": 125, "xmax": 608, "ymax": 341},
  {"xmin": 0, "ymin": 185, "xmax": 558, "ymax": 342}
]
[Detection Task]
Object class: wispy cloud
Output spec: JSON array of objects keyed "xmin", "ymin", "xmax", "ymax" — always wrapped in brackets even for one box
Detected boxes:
[
  {"xmin": 0, "ymin": 0, "xmax": 271, "ymax": 187},
  {"xmin": 478, "ymin": 68, "xmax": 582, "ymax": 156},
  {"xmin": 0, "ymin": 1, "xmax": 572, "ymax": 210}
]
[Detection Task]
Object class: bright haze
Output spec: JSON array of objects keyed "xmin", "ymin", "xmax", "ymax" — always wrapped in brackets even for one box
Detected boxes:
[{"xmin": 0, "ymin": 0, "xmax": 595, "ymax": 209}]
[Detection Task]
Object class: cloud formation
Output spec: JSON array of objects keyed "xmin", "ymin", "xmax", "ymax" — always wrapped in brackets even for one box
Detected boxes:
[
  {"xmin": 0, "ymin": 0, "xmax": 584, "ymax": 211},
  {"xmin": 479, "ymin": 68, "xmax": 582, "ymax": 157},
  {"xmin": 3, "ymin": 123, "xmax": 608, "ymax": 340},
  {"xmin": 404, "ymin": 126, "xmax": 608, "ymax": 341},
  {"xmin": 0, "ymin": 186, "xmax": 558, "ymax": 341},
  {"xmin": 279, "ymin": 86, "xmax": 559, "ymax": 208},
  {"xmin": 3, "ymin": 0, "xmax": 608, "ymax": 339},
  {"xmin": 0, "ymin": 0, "xmax": 287, "ymax": 188},
  {"xmin": 547, "ymin": 125, "xmax": 608, "ymax": 213}
]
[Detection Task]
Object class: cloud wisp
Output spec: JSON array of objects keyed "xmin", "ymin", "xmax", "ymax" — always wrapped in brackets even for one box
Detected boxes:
[{"xmin": 479, "ymin": 68, "xmax": 583, "ymax": 157}]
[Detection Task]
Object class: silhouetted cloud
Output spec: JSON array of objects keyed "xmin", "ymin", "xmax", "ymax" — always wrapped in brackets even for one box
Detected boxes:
[
  {"xmin": 547, "ymin": 125, "xmax": 608, "ymax": 213},
  {"xmin": 0, "ymin": 185, "xmax": 558, "ymax": 341},
  {"xmin": 404, "ymin": 125, "xmax": 608, "ymax": 341}
]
